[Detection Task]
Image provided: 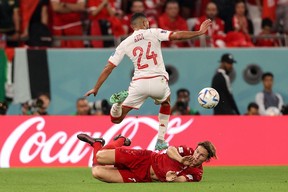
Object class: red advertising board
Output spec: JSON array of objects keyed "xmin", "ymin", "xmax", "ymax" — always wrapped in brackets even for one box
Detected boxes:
[{"xmin": 0, "ymin": 116, "xmax": 288, "ymax": 167}]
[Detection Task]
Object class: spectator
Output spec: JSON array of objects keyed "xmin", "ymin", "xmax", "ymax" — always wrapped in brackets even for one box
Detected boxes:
[
  {"xmin": 21, "ymin": 0, "xmax": 51, "ymax": 47},
  {"xmin": 193, "ymin": 2, "xmax": 225, "ymax": 47},
  {"xmin": 171, "ymin": 88, "xmax": 200, "ymax": 115},
  {"xmin": 211, "ymin": 53, "xmax": 240, "ymax": 115},
  {"xmin": 232, "ymin": 0, "xmax": 254, "ymax": 35},
  {"xmin": 225, "ymin": 0, "xmax": 254, "ymax": 47},
  {"xmin": 50, "ymin": 0, "xmax": 85, "ymax": 48},
  {"xmin": 122, "ymin": 0, "xmax": 157, "ymax": 35},
  {"xmin": 87, "ymin": 0, "xmax": 124, "ymax": 48},
  {"xmin": 246, "ymin": 0, "xmax": 262, "ymax": 35},
  {"xmin": 158, "ymin": 0, "xmax": 189, "ymax": 47},
  {"xmin": 0, "ymin": 0, "xmax": 21, "ymax": 47},
  {"xmin": 21, "ymin": 93, "xmax": 51, "ymax": 115},
  {"xmin": 75, "ymin": 97, "xmax": 91, "ymax": 115},
  {"xmin": 244, "ymin": 102, "xmax": 259, "ymax": 115},
  {"xmin": 255, "ymin": 18, "xmax": 279, "ymax": 47},
  {"xmin": 255, "ymin": 72, "xmax": 284, "ymax": 115},
  {"xmin": 274, "ymin": 0, "xmax": 288, "ymax": 34}
]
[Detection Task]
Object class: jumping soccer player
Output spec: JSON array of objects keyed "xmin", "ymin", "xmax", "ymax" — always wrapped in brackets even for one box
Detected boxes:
[
  {"xmin": 77, "ymin": 133, "xmax": 217, "ymax": 183},
  {"xmin": 85, "ymin": 13, "xmax": 212, "ymax": 150}
]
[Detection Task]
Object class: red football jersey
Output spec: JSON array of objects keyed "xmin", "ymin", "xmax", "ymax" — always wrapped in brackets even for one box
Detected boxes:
[
  {"xmin": 151, "ymin": 145, "xmax": 203, "ymax": 182},
  {"xmin": 51, "ymin": 0, "xmax": 84, "ymax": 27},
  {"xmin": 87, "ymin": 0, "xmax": 116, "ymax": 20}
]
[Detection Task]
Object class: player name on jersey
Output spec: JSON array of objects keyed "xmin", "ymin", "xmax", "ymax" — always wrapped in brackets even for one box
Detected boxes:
[{"xmin": 134, "ymin": 33, "xmax": 145, "ymax": 42}]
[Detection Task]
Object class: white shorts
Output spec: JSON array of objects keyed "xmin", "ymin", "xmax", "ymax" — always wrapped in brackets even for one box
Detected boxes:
[{"xmin": 122, "ymin": 76, "xmax": 171, "ymax": 109}]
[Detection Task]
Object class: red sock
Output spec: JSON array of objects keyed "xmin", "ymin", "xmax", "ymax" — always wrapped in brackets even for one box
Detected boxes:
[
  {"xmin": 160, "ymin": 104, "xmax": 171, "ymax": 115},
  {"xmin": 102, "ymin": 138, "xmax": 125, "ymax": 149},
  {"xmin": 92, "ymin": 142, "xmax": 102, "ymax": 166},
  {"xmin": 110, "ymin": 114, "xmax": 121, "ymax": 122}
]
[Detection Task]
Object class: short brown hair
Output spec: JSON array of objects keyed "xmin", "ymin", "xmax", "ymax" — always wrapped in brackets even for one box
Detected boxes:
[{"xmin": 197, "ymin": 141, "xmax": 217, "ymax": 161}]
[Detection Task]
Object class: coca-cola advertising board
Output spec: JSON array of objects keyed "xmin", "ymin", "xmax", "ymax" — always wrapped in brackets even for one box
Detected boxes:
[{"xmin": 0, "ymin": 116, "xmax": 288, "ymax": 168}]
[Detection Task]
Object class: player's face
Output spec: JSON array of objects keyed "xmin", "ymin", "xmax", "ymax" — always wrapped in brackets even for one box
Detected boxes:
[
  {"xmin": 143, "ymin": 18, "xmax": 150, "ymax": 29},
  {"xmin": 191, "ymin": 146, "xmax": 209, "ymax": 166}
]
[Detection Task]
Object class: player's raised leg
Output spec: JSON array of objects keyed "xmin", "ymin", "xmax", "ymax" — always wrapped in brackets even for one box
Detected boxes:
[
  {"xmin": 155, "ymin": 95, "xmax": 171, "ymax": 150},
  {"xmin": 109, "ymin": 90, "xmax": 132, "ymax": 123},
  {"xmin": 77, "ymin": 133, "xmax": 105, "ymax": 166}
]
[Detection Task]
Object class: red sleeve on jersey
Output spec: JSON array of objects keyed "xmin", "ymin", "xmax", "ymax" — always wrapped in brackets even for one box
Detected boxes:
[
  {"xmin": 179, "ymin": 165, "xmax": 203, "ymax": 182},
  {"xmin": 176, "ymin": 145, "xmax": 194, "ymax": 157}
]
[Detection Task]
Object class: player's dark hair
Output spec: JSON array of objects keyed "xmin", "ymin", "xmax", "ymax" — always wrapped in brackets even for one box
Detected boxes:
[
  {"xmin": 261, "ymin": 18, "xmax": 273, "ymax": 28},
  {"xmin": 197, "ymin": 141, "xmax": 217, "ymax": 161},
  {"xmin": 261, "ymin": 72, "xmax": 273, "ymax": 80},
  {"xmin": 131, "ymin": 13, "xmax": 147, "ymax": 25},
  {"xmin": 177, "ymin": 88, "xmax": 190, "ymax": 97},
  {"xmin": 247, "ymin": 102, "xmax": 259, "ymax": 110}
]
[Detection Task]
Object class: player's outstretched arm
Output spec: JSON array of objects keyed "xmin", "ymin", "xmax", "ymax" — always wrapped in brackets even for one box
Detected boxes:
[
  {"xmin": 85, "ymin": 62, "xmax": 116, "ymax": 97},
  {"xmin": 167, "ymin": 146, "xmax": 183, "ymax": 162},
  {"xmin": 165, "ymin": 171, "xmax": 188, "ymax": 182},
  {"xmin": 170, "ymin": 19, "xmax": 212, "ymax": 41},
  {"xmin": 167, "ymin": 146, "xmax": 193, "ymax": 166}
]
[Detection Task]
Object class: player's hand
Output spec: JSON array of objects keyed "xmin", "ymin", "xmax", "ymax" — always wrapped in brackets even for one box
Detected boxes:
[
  {"xmin": 166, "ymin": 171, "xmax": 177, "ymax": 182},
  {"xmin": 84, "ymin": 88, "xmax": 98, "ymax": 97},
  {"xmin": 199, "ymin": 19, "xmax": 212, "ymax": 35},
  {"xmin": 180, "ymin": 155, "xmax": 193, "ymax": 166}
]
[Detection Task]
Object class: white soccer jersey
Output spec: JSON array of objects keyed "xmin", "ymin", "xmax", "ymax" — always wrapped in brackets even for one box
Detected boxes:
[{"xmin": 108, "ymin": 28, "xmax": 172, "ymax": 80}]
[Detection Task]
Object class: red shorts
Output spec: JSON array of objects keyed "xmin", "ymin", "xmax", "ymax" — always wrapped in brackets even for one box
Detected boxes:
[{"xmin": 115, "ymin": 148, "xmax": 152, "ymax": 183}]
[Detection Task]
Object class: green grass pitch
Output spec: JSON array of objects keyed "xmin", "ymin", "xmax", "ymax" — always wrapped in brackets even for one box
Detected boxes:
[{"xmin": 1, "ymin": 166, "xmax": 288, "ymax": 192}]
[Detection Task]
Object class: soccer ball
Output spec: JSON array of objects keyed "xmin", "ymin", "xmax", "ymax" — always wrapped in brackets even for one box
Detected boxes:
[{"xmin": 197, "ymin": 87, "xmax": 220, "ymax": 109}]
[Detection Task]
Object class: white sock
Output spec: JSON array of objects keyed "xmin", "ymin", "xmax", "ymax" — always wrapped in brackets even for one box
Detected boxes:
[
  {"xmin": 110, "ymin": 103, "xmax": 122, "ymax": 118},
  {"xmin": 157, "ymin": 113, "xmax": 170, "ymax": 141}
]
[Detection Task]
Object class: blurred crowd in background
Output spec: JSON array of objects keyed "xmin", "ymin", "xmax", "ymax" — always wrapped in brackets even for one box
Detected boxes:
[{"xmin": 1, "ymin": 0, "xmax": 288, "ymax": 48}]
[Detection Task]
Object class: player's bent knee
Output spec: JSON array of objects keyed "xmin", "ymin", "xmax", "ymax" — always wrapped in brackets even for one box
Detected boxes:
[{"xmin": 96, "ymin": 151, "xmax": 106, "ymax": 165}]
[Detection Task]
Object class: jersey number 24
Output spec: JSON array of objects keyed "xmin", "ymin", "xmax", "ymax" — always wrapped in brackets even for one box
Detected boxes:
[{"xmin": 133, "ymin": 42, "xmax": 158, "ymax": 69}]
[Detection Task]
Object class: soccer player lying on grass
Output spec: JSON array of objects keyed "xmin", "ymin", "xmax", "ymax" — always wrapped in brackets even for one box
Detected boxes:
[{"xmin": 77, "ymin": 133, "xmax": 217, "ymax": 183}]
